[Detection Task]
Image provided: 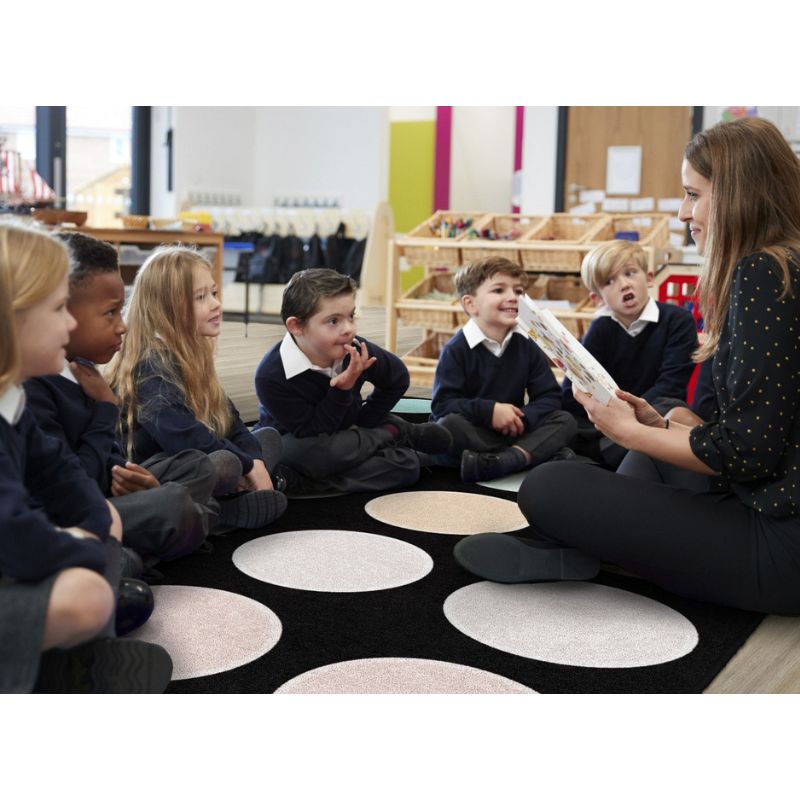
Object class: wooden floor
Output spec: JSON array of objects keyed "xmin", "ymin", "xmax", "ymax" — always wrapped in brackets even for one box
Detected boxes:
[{"xmin": 216, "ymin": 305, "xmax": 800, "ymax": 693}]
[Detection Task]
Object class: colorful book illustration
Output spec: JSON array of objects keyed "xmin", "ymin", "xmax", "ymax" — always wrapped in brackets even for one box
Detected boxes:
[{"xmin": 517, "ymin": 294, "xmax": 618, "ymax": 405}]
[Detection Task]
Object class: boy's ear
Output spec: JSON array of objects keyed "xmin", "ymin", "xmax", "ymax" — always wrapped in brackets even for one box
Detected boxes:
[
  {"xmin": 645, "ymin": 271, "xmax": 655, "ymax": 288},
  {"xmin": 589, "ymin": 291, "xmax": 605, "ymax": 308},
  {"xmin": 461, "ymin": 294, "xmax": 476, "ymax": 316},
  {"xmin": 285, "ymin": 316, "xmax": 304, "ymax": 336}
]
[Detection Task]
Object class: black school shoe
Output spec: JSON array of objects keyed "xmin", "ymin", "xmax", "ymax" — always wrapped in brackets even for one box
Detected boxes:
[
  {"xmin": 34, "ymin": 639, "xmax": 173, "ymax": 693},
  {"xmin": 395, "ymin": 421, "xmax": 453, "ymax": 454},
  {"xmin": 454, "ymin": 532, "xmax": 600, "ymax": 584},
  {"xmin": 115, "ymin": 578, "xmax": 155, "ymax": 636}
]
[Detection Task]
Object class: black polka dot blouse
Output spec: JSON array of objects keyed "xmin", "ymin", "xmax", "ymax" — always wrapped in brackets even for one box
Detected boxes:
[{"xmin": 689, "ymin": 251, "xmax": 800, "ymax": 518}]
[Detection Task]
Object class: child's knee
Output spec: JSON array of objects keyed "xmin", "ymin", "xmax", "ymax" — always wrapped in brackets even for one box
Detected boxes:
[
  {"xmin": 208, "ymin": 450, "xmax": 243, "ymax": 495},
  {"xmin": 49, "ymin": 568, "xmax": 114, "ymax": 641}
]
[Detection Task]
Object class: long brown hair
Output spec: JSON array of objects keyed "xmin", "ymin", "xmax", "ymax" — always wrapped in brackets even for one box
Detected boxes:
[
  {"xmin": 106, "ymin": 246, "xmax": 231, "ymax": 457},
  {"xmin": 686, "ymin": 117, "xmax": 800, "ymax": 360},
  {"xmin": 0, "ymin": 221, "xmax": 70, "ymax": 395}
]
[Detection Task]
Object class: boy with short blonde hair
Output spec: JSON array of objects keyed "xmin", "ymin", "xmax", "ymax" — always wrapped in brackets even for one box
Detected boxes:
[
  {"xmin": 432, "ymin": 256, "xmax": 577, "ymax": 483},
  {"xmin": 564, "ymin": 239, "xmax": 698, "ymax": 466}
]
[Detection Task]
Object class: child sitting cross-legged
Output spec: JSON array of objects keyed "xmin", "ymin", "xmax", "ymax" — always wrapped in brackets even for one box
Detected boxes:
[
  {"xmin": 254, "ymin": 268, "xmax": 452, "ymax": 496},
  {"xmin": 563, "ymin": 239, "xmax": 698, "ymax": 467},
  {"xmin": 431, "ymin": 256, "xmax": 577, "ymax": 483}
]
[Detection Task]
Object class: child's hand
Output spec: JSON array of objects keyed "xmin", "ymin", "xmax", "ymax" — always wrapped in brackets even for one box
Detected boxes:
[
  {"xmin": 240, "ymin": 459, "xmax": 274, "ymax": 492},
  {"xmin": 615, "ymin": 390, "xmax": 666, "ymax": 428},
  {"xmin": 111, "ymin": 463, "xmax": 160, "ymax": 496},
  {"xmin": 69, "ymin": 361, "xmax": 117, "ymax": 405},
  {"xmin": 329, "ymin": 339, "xmax": 377, "ymax": 392},
  {"xmin": 491, "ymin": 403, "xmax": 526, "ymax": 437}
]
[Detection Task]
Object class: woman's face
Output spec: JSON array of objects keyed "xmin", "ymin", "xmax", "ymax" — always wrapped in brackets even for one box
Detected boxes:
[{"xmin": 679, "ymin": 159, "xmax": 712, "ymax": 256}]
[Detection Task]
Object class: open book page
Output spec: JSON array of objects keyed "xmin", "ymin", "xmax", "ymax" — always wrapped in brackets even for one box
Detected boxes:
[{"xmin": 517, "ymin": 294, "xmax": 618, "ymax": 405}]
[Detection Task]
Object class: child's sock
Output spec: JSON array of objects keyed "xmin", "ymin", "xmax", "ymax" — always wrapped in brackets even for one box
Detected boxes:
[
  {"xmin": 218, "ymin": 490, "xmax": 288, "ymax": 529},
  {"xmin": 460, "ymin": 447, "xmax": 528, "ymax": 483}
]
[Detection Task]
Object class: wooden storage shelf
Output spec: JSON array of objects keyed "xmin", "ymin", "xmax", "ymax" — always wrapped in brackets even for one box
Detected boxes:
[{"xmin": 75, "ymin": 227, "xmax": 225, "ymax": 298}]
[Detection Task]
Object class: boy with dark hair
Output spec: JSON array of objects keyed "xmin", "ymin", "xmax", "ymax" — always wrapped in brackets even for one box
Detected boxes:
[
  {"xmin": 24, "ymin": 232, "xmax": 217, "ymax": 568},
  {"xmin": 564, "ymin": 239, "xmax": 698, "ymax": 466},
  {"xmin": 254, "ymin": 268, "xmax": 452, "ymax": 495},
  {"xmin": 431, "ymin": 256, "xmax": 577, "ymax": 483}
]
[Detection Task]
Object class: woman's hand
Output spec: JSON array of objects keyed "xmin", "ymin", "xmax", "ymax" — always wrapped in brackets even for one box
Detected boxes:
[
  {"xmin": 240, "ymin": 459, "xmax": 273, "ymax": 491},
  {"xmin": 329, "ymin": 339, "xmax": 377, "ymax": 392},
  {"xmin": 574, "ymin": 388, "xmax": 642, "ymax": 449},
  {"xmin": 614, "ymin": 390, "xmax": 667, "ymax": 428}
]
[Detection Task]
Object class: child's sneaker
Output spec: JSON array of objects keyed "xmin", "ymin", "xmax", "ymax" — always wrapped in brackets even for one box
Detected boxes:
[
  {"xmin": 34, "ymin": 639, "xmax": 173, "ymax": 693},
  {"xmin": 460, "ymin": 448, "xmax": 527, "ymax": 483}
]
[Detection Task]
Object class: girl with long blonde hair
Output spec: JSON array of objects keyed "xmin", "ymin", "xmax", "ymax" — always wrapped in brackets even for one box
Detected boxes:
[
  {"xmin": 0, "ymin": 220, "xmax": 171, "ymax": 692},
  {"xmin": 457, "ymin": 118, "xmax": 800, "ymax": 614},
  {"xmin": 106, "ymin": 246, "xmax": 286, "ymax": 530}
]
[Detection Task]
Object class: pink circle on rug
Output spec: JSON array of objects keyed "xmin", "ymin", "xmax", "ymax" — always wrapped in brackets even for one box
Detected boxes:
[
  {"xmin": 233, "ymin": 530, "xmax": 433, "ymax": 592},
  {"xmin": 364, "ymin": 491, "xmax": 528, "ymax": 535},
  {"xmin": 125, "ymin": 585, "xmax": 282, "ymax": 680},
  {"xmin": 274, "ymin": 658, "xmax": 536, "ymax": 694},
  {"xmin": 443, "ymin": 581, "xmax": 698, "ymax": 668}
]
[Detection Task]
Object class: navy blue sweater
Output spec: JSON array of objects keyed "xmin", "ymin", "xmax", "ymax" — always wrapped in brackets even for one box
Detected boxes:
[
  {"xmin": 127, "ymin": 355, "xmax": 262, "ymax": 472},
  {"xmin": 0, "ymin": 405, "xmax": 109, "ymax": 580},
  {"xmin": 255, "ymin": 337, "xmax": 409, "ymax": 436},
  {"xmin": 562, "ymin": 301, "xmax": 698, "ymax": 415},
  {"xmin": 430, "ymin": 330, "xmax": 563, "ymax": 430},
  {"xmin": 24, "ymin": 374, "xmax": 126, "ymax": 496}
]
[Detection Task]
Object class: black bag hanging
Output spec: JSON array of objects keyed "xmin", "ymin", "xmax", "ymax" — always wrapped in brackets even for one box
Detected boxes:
[
  {"xmin": 325, "ymin": 222, "xmax": 356, "ymax": 273},
  {"xmin": 304, "ymin": 233, "xmax": 324, "ymax": 269},
  {"xmin": 340, "ymin": 237, "xmax": 366, "ymax": 283},
  {"xmin": 258, "ymin": 234, "xmax": 282, "ymax": 283},
  {"xmin": 278, "ymin": 232, "xmax": 306, "ymax": 282}
]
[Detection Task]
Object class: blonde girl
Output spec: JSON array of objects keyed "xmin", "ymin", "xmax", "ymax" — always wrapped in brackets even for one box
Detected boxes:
[
  {"xmin": 0, "ymin": 220, "xmax": 170, "ymax": 692},
  {"xmin": 458, "ymin": 118, "xmax": 800, "ymax": 614},
  {"xmin": 107, "ymin": 246, "xmax": 286, "ymax": 530}
]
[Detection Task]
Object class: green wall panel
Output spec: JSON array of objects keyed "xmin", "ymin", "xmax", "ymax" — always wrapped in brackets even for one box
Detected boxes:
[{"xmin": 389, "ymin": 120, "xmax": 435, "ymax": 234}]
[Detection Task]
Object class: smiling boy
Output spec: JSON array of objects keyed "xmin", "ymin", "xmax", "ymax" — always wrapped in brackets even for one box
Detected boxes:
[{"xmin": 431, "ymin": 256, "xmax": 577, "ymax": 483}]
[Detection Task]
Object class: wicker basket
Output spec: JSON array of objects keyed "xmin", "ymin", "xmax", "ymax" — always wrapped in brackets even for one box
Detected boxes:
[
  {"xmin": 588, "ymin": 213, "xmax": 670, "ymax": 247},
  {"xmin": 407, "ymin": 210, "xmax": 485, "ymax": 239},
  {"xmin": 458, "ymin": 213, "xmax": 543, "ymax": 264},
  {"xmin": 402, "ymin": 331, "xmax": 453, "ymax": 388},
  {"xmin": 395, "ymin": 272, "xmax": 467, "ymax": 332},
  {"xmin": 519, "ymin": 213, "xmax": 608, "ymax": 272},
  {"xmin": 401, "ymin": 242, "xmax": 462, "ymax": 271}
]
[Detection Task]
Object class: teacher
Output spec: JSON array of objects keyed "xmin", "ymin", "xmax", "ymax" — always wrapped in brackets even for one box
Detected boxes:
[{"xmin": 454, "ymin": 117, "xmax": 800, "ymax": 614}]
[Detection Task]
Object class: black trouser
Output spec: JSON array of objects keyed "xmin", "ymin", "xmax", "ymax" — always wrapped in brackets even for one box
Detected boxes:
[{"xmin": 516, "ymin": 452, "xmax": 800, "ymax": 614}]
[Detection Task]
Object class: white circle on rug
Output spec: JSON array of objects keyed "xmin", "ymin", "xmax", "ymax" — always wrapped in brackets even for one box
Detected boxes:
[
  {"xmin": 443, "ymin": 581, "xmax": 698, "ymax": 668},
  {"xmin": 364, "ymin": 491, "xmax": 528, "ymax": 535},
  {"xmin": 232, "ymin": 529, "xmax": 433, "ymax": 592},
  {"xmin": 477, "ymin": 471, "xmax": 527, "ymax": 493},
  {"xmin": 274, "ymin": 657, "xmax": 536, "ymax": 694},
  {"xmin": 125, "ymin": 585, "xmax": 282, "ymax": 680}
]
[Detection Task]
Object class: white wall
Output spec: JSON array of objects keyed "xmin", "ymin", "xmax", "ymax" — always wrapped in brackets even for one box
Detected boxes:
[
  {"xmin": 450, "ymin": 106, "xmax": 516, "ymax": 212},
  {"xmin": 520, "ymin": 106, "xmax": 559, "ymax": 215},
  {"xmin": 251, "ymin": 107, "xmax": 389, "ymax": 211}
]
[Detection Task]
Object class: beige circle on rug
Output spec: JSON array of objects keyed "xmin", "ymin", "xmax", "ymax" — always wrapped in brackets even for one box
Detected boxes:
[
  {"xmin": 274, "ymin": 657, "xmax": 536, "ymax": 694},
  {"xmin": 443, "ymin": 581, "xmax": 698, "ymax": 668},
  {"xmin": 125, "ymin": 585, "xmax": 282, "ymax": 680},
  {"xmin": 232, "ymin": 530, "xmax": 433, "ymax": 592},
  {"xmin": 364, "ymin": 491, "xmax": 528, "ymax": 535}
]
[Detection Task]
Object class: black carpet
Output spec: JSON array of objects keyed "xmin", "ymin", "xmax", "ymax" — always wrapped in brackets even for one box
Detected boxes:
[{"xmin": 155, "ymin": 465, "xmax": 764, "ymax": 694}]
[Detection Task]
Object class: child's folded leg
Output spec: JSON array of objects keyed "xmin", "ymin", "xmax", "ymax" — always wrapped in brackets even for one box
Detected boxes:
[
  {"xmin": 380, "ymin": 414, "xmax": 453, "ymax": 455},
  {"xmin": 140, "ymin": 449, "xmax": 217, "ymax": 506},
  {"xmin": 217, "ymin": 489, "xmax": 288, "ymax": 529},
  {"xmin": 207, "ymin": 449, "xmax": 243, "ymax": 496},
  {"xmin": 251, "ymin": 426, "xmax": 283, "ymax": 473}
]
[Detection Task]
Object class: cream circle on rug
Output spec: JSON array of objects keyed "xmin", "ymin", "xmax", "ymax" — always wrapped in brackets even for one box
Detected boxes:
[
  {"xmin": 274, "ymin": 657, "xmax": 536, "ymax": 694},
  {"xmin": 477, "ymin": 471, "xmax": 527, "ymax": 493},
  {"xmin": 364, "ymin": 490, "xmax": 528, "ymax": 535},
  {"xmin": 443, "ymin": 581, "xmax": 698, "ymax": 668},
  {"xmin": 232, "ymin": 530, "xmax": 433, "ymax": 592},
  {"xmin": 125, "ymin": 585, "xmax": 282, "ymax": 680}
]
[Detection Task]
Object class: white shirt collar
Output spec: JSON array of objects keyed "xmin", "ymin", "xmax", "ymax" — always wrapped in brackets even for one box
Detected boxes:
[
  {"xmin": 597, "ymin": 297, "xmax": 660, "ymax": 337},
  {"xmin": 0, "ymin": 384, "xmax": 26, "ymax": 426},
  {"xmin": 279, "ymin": 332, "xmax": 345, "ymax": 380},
  {"xmin": 60, "ymin": 359, "xmax": 79, "ymax": 384},
  {"xmin": 462, "ymin": 317, "xmax": 525, "ymax": 357}
]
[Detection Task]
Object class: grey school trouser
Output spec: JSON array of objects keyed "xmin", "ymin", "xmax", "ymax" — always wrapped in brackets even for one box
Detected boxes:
[
  {"xmin": 279, "ymin": 426, "xmax": 420, "ymax": 494},
  {"xmin": 437, "ymin": 410, "xmax": 577, "ymax": 464},
  {"xmin": 111, "ymin": 449, "xmax": 217, "ymax": 562}
]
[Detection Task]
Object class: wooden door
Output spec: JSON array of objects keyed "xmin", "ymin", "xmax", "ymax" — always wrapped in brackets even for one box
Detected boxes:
[{"xmin": 564, "ymin": 107, "xmax": 694, "ymax": 208}]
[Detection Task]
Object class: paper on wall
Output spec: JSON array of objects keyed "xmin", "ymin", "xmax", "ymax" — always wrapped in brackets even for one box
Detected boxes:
[
  {"xmin": 518, "ymin": 294, "xmax": 618, "ymax": 405},
  {"xmin": 579, "ymin": 189, "xmax": 605, "ymax": 203},
  {"xmin": 601, "ymin": 198, "xmax": 630, "ymax": 212},
  {"xmin": 657, "ymin": 198, "xmax": 683, "ymax": 212},
  {"xmin": 606, "ymin": 146, "xmax": 642, "ymax": 195},
  {"xmin": 630, "ymin": 197, "xmax": 655, "ymax": 212}
]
